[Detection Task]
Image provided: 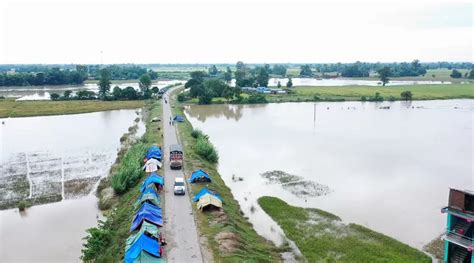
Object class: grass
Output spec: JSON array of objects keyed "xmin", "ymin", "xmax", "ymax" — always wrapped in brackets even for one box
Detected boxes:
[
  {"xmin": 0, "ymin": 98, "xmax": 144, "ymax": 118},
  {"xmin": 170, "ymin": 88, "xmax": 280, "ymax": 262},
  {"xmin": 264, "ymin": 83, "xmax": 474, "ymax": 102},
  {"xmin": 258, "ymin": 196, "xmax": 431, "ymax": 263},
  {"xmin": 82, "ymin": 100, "xmax": 163, "ymax": 262}
]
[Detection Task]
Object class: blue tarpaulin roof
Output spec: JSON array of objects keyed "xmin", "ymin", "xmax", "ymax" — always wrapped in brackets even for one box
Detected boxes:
[
  {"xmin": 189, "ymin": 169, "xmax": 212, "ymax": 183},
  {"xmin": 124, "ymin": 233, "xmax": 161, "ymax": 263},
  {"xmin": 192, "ymin": 187, "xmax": 222, "ymax": 202},
  {"xmin": 173, "ymin": 115, "xmax": 185, "ymax": 122},
  {"xmin": 146, "ymin": 146, "xmax": 162, "ymax": 160},
  {"xmin": 141, "ymin": 174, "xmax": 164, "ymax": 193},
  {"xmin": 130, "ymin": 202, "xmax": 163, "ymax": 231}
]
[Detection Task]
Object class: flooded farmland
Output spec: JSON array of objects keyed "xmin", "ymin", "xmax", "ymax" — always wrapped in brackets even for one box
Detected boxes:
[
  {"xmin": 185, "ymin": 99, "xmax": 473, "ymax": 250},
  {"xmin": 0, "ymin": 109, "xmax": 144, "ymax": 262}
]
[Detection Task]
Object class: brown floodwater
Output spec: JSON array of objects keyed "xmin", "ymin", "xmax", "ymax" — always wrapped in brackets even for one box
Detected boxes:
[
  {"xmin": 184, "ymin": 99, "xmax": 473, "ymax": 250},
  {"xmin": 0, "ymin": 109, "xmax": 144, "ymax": 262}
]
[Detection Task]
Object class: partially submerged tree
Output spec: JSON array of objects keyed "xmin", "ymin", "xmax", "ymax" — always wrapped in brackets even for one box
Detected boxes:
[
  {"xmin": 400, "ymin": 91, "xmax": 413, "ymax": 101},
  {"xmin": 377, "ymin": 67, "xmax": 391, "ymax": 86},
  {"xmin": 139, "ymin": 74, "xmax": 152, "ymax": 98}
]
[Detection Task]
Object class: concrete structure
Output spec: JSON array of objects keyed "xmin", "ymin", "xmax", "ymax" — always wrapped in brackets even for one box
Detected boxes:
[{"xmin": 441, "ymin": 188, "xmax": 474, "ymax": 262}]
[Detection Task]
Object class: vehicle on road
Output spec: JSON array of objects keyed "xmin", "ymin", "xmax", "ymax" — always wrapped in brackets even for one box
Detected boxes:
[
  {"xmin": 173, "ymin": 177, "xmax": 185, "ymax": 195},
  {"xmin": 169, "ymin": 144, "xmax": 183, "ymax": 170}
]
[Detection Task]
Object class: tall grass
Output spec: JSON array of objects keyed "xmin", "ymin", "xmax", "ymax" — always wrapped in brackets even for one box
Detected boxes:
[
  {"xmin": 111, "ymin": 143, "xmax": 147, "ymax": 194},
  {"xmin": 192, "ymin": 129, "xmax": 218, "ymax": 163}
]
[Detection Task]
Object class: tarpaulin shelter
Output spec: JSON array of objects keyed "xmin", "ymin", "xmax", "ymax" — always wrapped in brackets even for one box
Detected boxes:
[
  {"xmin": 130, "ymin": 203, "xmax": 163, "ymax": 232},
  {"xmin": 173, "ymin": 115, "xmax": 185, "ymax": 122},
  {"xmin": 197, "ymin": 193, "xmax": 223, "ymax": 210},
  {"xmin": 141, "ymin": 173, "xmax": 164, "ymax": 193},
  {"xmin": 124, "ymin": 233, "xmax": 162, "ymax": 263},
  {"xmin": 192, "ymin": 187, "xmax": 222, "ymax": 202},
  {"xmin": 126, "ymin": 221, "xmax": 162, "ymax": 252},
  {"xmin": 146, "ymin": 146, "xmax": 162, "ymax": 161},
  {"xmin": 189, "ymin": 169, "xmax": 212, "ymax": 183},
  {"xmin": 134, "ymin": 190, "xmax": 161, "ymax": 209},
  {"xmin": 143, "ymin": 158, "xmax": 162, "ymax": 173}
]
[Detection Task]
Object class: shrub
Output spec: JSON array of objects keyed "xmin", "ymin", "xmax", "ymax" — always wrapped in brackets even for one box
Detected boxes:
[
  {"xmin": 177, "ymin": 93, "xmax": 186, "ymax": 102},
  {"xmin": 194, "ymin": 136, "xmax": 219, "ymax": 163},
  {"xmin": 18, "ymin": 200, "xmax": 30, "ymax": 211},
  {"xmin": 50, "ymin": 93, "xmax": 60, "ymax": 100},
  {"xmin": 246, "ymin": 94, "xmax": 268, "ymax": 104},
  {"xmin": 81, "ymin": 221, "xmax": 112, "ymax": 261},
  {"xmin": 191, "ymin": 128, "xmax": 205, "ymax": 139},
  {"xmin": 111, "ymin": 143, "xmax": 147, "ymax": 194},
  {"xmin": 401, "ymin": 91, "xmax": 413, "ymax": 101}
]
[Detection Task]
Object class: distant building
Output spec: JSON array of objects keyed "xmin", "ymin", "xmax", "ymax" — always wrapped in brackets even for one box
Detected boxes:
[{"xmin": 441, "ymin": 188, "xmax": 473, "ymax": 262}]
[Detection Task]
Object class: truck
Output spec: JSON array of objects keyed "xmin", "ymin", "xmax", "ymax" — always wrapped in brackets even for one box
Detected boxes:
[{"xmin": 169, "ymin": 144, "xmax": 183, "ymax": 170}]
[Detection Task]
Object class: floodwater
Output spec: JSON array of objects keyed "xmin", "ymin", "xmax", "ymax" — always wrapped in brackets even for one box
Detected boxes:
[
  {"xmin": 230, "ymin": 78, "xmax": 450, "ymax": 87},
  {"xmin": 184, "ymin": 100, "xmax": 473, "ymax": 250},
  {"xmin": 0, "ymin": 79, "xmax": 183, "ymax": 100},
  {"xmin": 0, "ymin": 109, "xmax": 144, "ymax": 262}
]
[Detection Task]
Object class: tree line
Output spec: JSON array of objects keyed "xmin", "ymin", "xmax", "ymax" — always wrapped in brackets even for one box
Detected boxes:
[{"xmin": 0, "ymin": 64, "xmax": 158, "ymax": 86}]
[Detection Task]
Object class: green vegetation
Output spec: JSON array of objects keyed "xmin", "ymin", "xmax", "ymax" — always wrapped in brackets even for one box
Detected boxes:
[
  {"xmin": 193, "ymin": 130, "xmax": 219, "ymax": 163},
  {"xmin": 17, "ymin": 200, "xmax": 31, "ymax": 211},
  {"xmin": 0, "ymin": 99, "xmax": 144, "ymax": 118},
  {"xmin": 170, "ymin": 89, "xmax": 280, "ymax": 262},
  {"xmin": 258, "ymin": 196, "xmax": 430, "ymax": 262},
  {"xmin": 81, "ymin": 100, "xmax": 163, "ymax": 262},
  {"xmin": 266, "ymin": 84, "xmax": 474, "ymax": 102},
  {"xmin": 111, "ymin": 143, "xmax": 148, "ymax": 194}
]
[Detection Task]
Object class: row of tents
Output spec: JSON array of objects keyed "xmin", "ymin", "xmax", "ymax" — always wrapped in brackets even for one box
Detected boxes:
[
  {"xmin": 125, "ymin": 146, "xmax": 166, "ymax": 263},
  {"xmin": 189, "ymin": 169, "xmax": 223, "ymax": 211}
]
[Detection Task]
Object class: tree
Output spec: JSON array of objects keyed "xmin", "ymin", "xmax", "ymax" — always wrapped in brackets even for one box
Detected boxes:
[
  {"xmin": 208, "ymin": 65, "xmax": 218, "ymax": 76},
  {"xmin": 112, "ymin": 86, "xmax": 122, "ymax": 99},
  {"xmin": 139, "ymin": 74, "xmax": 152, "ymax": 98},
  {"xmin": 63, "ymin": 90, "xmax": 72, "ymax": 99},
  {"xmin": 401, "ymin": 91, "xmax": 413, "ymax": 101},
  {"xmin": 256, "ymin": 67, "xmax": 269, "ymax": 87},
  {"xmin": 272, "ymin": 64, "xmax": 287, "ymax": 76},
  {"xmin": 468, "ymin": 70, "xmax": 474, "ymax": 79},
  {"xmin": 222, "ymin": 86, "xmax": 234, "ymax": 102},
  {"xmin": 450, "ymin": 69, "xmax": 462, "ymax": 78},
  {"xmin": 50, "ymin": 93, "xmax": 60, "ymax": 100},
  {"xmin": 224, "ymin": 67, "xmax": 232, "ymax": 83},
  {"xmin": 286, "ymin": 77, "xmax": 293, "ymax": 88},
  {"xmin": 235, "ymin": 61, "xmax": 247, "ymax": 87},
  {"xmin": 151, "ymin": 86, "xmax": 159, "ymax": 94},
  {"xmin": 122, "ymin": 86, "xmax": 139, "ymax": 100},
  {"xmin": 300, "ymin": 65, "xmax": 313, "ymax": 76},
  {"xmin": 198, "ymin": 85, "xmax": 215, "ymax": 104},
  {"xmin": 377, "ymin": 67, "xmax": 391, "ymax": 86},
  {"xmin": 98, "ymin": 68, "xmax": 111, "ymax": 100},
  {"xmin": 277, "ymin": 81, "xmax": 281, "ymax": 88}
]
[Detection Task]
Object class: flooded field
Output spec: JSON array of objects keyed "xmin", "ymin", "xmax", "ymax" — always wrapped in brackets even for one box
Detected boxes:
[
  {"xmin": 185, "ymin": 99, "xmax": 473, "ymax": 249},
  {"xmin": 230, "ymin": 78, "xmax": 450, "ymax": 87},
  {"xmin": 0, "ymin": 79, "xmax": 182, "ymax": 100},
  {"xmin": 0, "ymin": 109, "xmax": 144, "ymax": 262}
]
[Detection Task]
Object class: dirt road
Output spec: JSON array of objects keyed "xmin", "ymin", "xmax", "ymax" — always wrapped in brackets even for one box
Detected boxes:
[{"xmin": 162, "ymin": 91, "xmax": 203, "ymax": 263}]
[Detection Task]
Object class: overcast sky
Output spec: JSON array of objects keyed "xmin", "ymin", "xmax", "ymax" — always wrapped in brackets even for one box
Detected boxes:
[{"xmin": 0, "ymin": 0, "xmax": 472, "ymax": 64}]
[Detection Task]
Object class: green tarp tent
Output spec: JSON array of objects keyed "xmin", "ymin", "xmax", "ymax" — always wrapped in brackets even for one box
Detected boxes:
[{"xmin": 134, "ymin": 192, "xmax": 161, "ymax": 210}]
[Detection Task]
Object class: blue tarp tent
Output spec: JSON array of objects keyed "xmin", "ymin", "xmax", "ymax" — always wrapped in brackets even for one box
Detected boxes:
[
  {"xmin": 141, "ymin": 173, "xmax": 164, "ymax": 193},
  {"xmin": 130, "ymin": 203, "xmax": 163, "ymax": 231},
  {"xmin": 124, "ymin": 233, "xmax": 162, "ymax": 263},
  {"xmin": 192, "ymin": 187, "xmax": 222, "ymax": 202},
  {"xmin": 173, "ymin": 115, "xmax": 185, "ymax": 122},
  {"xmin": 141, "ymin": 188, "xmax": 160, "ymax": 199},
  {"xmin": 189, "ymin": 169, "xmax": 212, "ymax": 183},
  {"xmin": 146, "ymin": 146, "xmax": 162, "ymax": 161}
]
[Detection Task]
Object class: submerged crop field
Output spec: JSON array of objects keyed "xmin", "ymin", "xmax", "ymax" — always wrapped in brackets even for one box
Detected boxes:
[
  {"xmin": 258, "ymin": 196, "xmax": 431, "ymax": 262},
  {"xmin": 0, "ymin": 149, "xmax": 116, "ymax": 209}
]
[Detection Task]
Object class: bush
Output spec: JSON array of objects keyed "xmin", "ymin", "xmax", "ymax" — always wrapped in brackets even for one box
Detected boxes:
[
  {"xmin": 50, "ymin": 93, "xmax": 60, "ymax": 100},
  {"xmin": 111, "ymin": 143, "xmax": 147, "ymax": 194},
  {"xmin": 18, "ymin": 200, "xmax": 30, "ymax": 211},
  {"xmin": 246, "ymin": 94, "xmax": 268, "ymax": 104},
  {"xmin": 177, "ymin": 93, "xmax": 186, "ymax": 102},
  {"xmin": 191, "ymin": 128, "xmax": 205, "ymax": 139},
  {"xmin": 81, "ymin": 221, "xmax": 112, "ymax": 261},
  {"xmin": 194, "ymin": 136, "xmax": 219, "ymax": 163},
  {"xmin": 401, "ymin": 91, "xmax": 413, "ymax": 101}
]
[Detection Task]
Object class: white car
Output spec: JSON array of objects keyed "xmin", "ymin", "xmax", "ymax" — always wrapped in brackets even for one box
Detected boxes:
[{"xmin": 173, "ymin": 177, "xmax": 185, "ymax": 195}]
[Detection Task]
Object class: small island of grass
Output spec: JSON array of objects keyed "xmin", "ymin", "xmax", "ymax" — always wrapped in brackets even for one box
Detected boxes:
[{"xmin": 258, "ymin": 196, "xmax": 431, "ymax": 262}]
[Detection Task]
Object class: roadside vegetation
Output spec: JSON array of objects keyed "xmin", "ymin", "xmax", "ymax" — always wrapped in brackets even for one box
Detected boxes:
[
  {"xmin": 81, "ymin": 100, "xmax": 163, "ymax": 262},
  {"xmin": 171, "ymin": 88, "xmax": 281, "ymax": 262},
  {"xmin": 0, "ymin": 98, "xmax": 144, "ymax": 118},
  {"xmin": 258, "ymin": 196, "xmax": 431, "ymax": 262}
]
